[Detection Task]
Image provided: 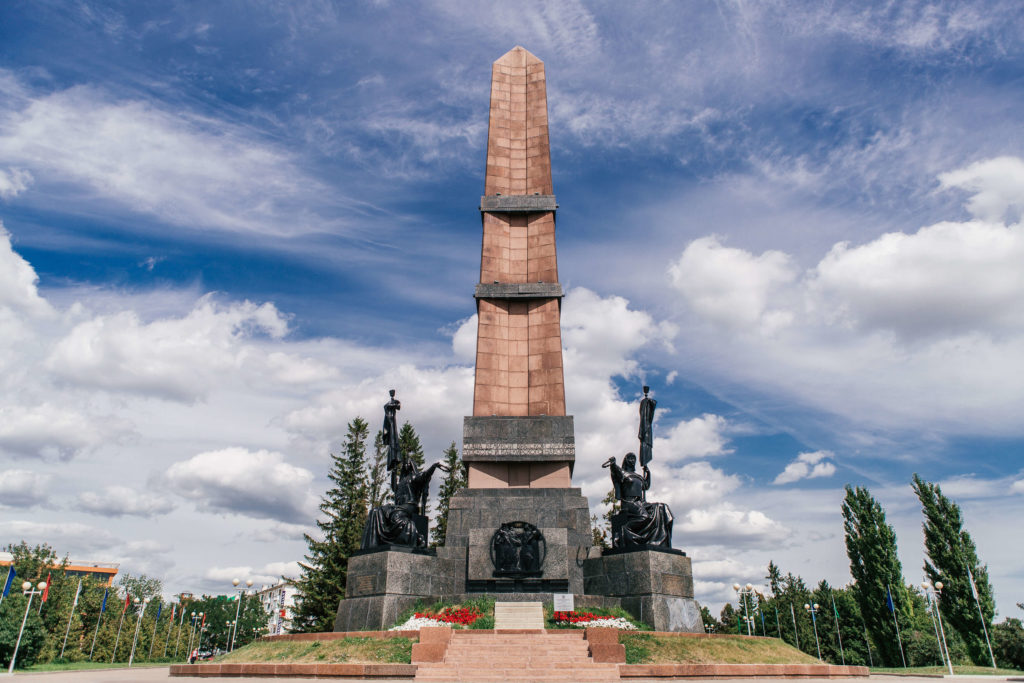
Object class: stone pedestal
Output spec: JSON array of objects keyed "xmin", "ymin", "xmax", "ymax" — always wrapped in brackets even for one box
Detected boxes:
[
  {"xmin": 583, "ymin": 547, "xmax": 703, "ymax": 632},
  {"xmin": 333, "ymin": 548, "xmax": 457, "ymax": 631},
  {"xmin": 444, "ymin": 488, "xmax": 593, "ymax": 594}
]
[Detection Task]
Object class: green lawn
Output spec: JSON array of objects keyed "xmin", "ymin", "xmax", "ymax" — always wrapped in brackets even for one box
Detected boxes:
[
  {"xmin": 621, "ymin": 633, "xmax": 823, "ymax": 665},
  {"xmin": 872, "ymin": 664, "xmax": 1024, "ymax": 676},
  {"xmin": 215, "ymin": 637, "xmax": 413, "ymax": 664}
]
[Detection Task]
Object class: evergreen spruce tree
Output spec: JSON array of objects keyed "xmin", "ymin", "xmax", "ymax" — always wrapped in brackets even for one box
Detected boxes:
[
  {"xmin": 398, "ymin": 422, "xmax": 425, "ymax": 469},
  {"xmin": 430, "ymin": 442, "xmax": 466, "ymax": 547},
  {"xmin": 912, "ymin": 474, "xmax": 996, "ymax": 666},
  {"xmin": 367, "ymin": 430, "xmax": 391, "ymax": 509},
  {"xmin": 842, "ymin": 485, "xmax": 911, "ymax": 667},
  {"xmin": 291, "ymin": 417, "xmax": 369, "ymax": 632}
]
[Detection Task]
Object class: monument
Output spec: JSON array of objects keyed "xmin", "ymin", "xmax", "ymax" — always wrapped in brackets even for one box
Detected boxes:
[{"xmin": 334, "ymin": 46, "xmax": 702, "ymax": 633}]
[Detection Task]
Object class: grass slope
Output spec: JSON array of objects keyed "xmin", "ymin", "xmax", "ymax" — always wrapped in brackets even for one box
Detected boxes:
[
  {"xmin": 622, "ymin": 634, "xmax": 822, "ymax": 665},
  {"xmin": 215, "ymin": 637, "xmax": 413, "ymax": 665},
  {"xmin": 872, "ymin": 665, "xmax": 1024, "ymax": 676}
]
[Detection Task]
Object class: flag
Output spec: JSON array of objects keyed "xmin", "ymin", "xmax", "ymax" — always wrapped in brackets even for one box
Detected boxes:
[
  {"xmin": 156, "ymin": 603, "xmax": 162, "ymax": 622},
  {"xmin": 885, "ymin": 585, "xmax": 896, "ymax": 613},
  {"xmin": 122, "ymin": 594, "xmax": 131, "ymax": 614},
  {"xmin": 100, "ymin": 588, "xmax": 109, "ymax": 613},
  {"xmin": 966, "ymin": 565, "xmax": 980, "ymax": 601},
  {"xmin": 1, "ymin": 566, "xmax": 14, "ymax": 597},
  {"xmin": 72, "ymin": 579, "xmax": 82, "ymax": 608},
  {"xmin": 41, "ymin": 573, "xmax": 51, "ymax": 602},
  {"xmin": 170, "ymin": 604, "xmax": 176, "ymax": 621}
]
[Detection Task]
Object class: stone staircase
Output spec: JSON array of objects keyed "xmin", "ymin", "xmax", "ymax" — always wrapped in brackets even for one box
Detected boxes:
[
  {"xmin": 415, "ymin": 630, "xmax": 620, "ymax": 682},
  {"xmin": 494, "ymin": 601, "xmax": 545, "ymax": 630}
]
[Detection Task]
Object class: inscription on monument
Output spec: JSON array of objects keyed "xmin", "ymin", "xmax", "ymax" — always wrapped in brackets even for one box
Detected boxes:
[
  {"xmin": 662, "ymin": 574, "xmax": 686, "ymax": 595},
  {"xmin": 352, "ymin": 575, "xmax": 375, "ymax": 596},
  {"xmin": 463, "ymin": 443, "xmax": 575, "ymax": 457}
]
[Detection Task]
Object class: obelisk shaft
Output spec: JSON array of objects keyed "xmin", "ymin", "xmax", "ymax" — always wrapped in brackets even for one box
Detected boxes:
[
  {"xmin": 465, "ymin": 46, "xmax": 573, "ymax": 490},
  {"xmin": 473, "ymin": 46, "xmax": 566, "ymax": 419}
]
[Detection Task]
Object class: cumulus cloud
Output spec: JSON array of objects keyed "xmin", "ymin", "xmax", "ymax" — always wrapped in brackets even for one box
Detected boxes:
[
  {"xmin": 675, "ymin": 505, "xmax": 791, "ymax": 548},
  {"xmin": 667, "ymin": 157, "xmax": 1024, "ymax": 436},
  {"xmin": 0, "ymin": 468, "xmax": 51, "ymax": 507},
  {"xmin": 668, "ymin": 236, "xmax": 796, "ymax": 335},
  {"xmin": 653, "ymin": 414, "xmax": 732, "ymax": 463},
  {"xmin": 46, "ymin": 297, "xmax": 289, "ymax": 402},
  {"xmin": 1011, "ymin": 479, "xmax": 1024, "ymax": 495},
  {"xmin": 204, "ymin": 560, "xmax": 301, "ymax": 587},
  {"xmin": 76, "ymin": 485, "xmax": 175, "ymax": 518},
  {"xmin": 0, "ymin": 403, "xmax": 107, "ymax": 460},
  {"xmin": 164, "ymin": 448, "xmax": 317, "ymax": 523},
  {"xmin": 0, "ymin": 224, "xmax": 52, "ymax": 318},
  {"xmin": 773, "ymin": 451, "xmax": 836, "ymax": 485},
  {"xmin": 0, "ymin": 520, "xmax": 120, "ymax": 552}
]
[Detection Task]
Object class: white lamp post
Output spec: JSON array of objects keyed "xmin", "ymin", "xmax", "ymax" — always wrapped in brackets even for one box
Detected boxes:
[
  {"xmin": 7, "ymin": 581, "xmax": 47, "ymax": 674},
  {"xmin": 804, "ymin": 603, "xmax": 823, "ymax": 660},
  {"xmin": 922, "ymin": 581, "xmax": 954, "ymax": 675},
  {"xmin": 733, "ymin": 583, "xmax": 756, "ymax": 636},
  {"xmin": 230, "ymin": 578, "xmax": 253, "ymax": 651},
  {"xmin": 128, "ymin": 597, "xmax": 150, "ymax": 667}
]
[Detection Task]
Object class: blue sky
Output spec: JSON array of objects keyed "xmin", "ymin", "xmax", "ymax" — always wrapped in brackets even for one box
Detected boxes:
[{"xmin": 1, "ymin": 1, "xmax": 1022, "ymax": 614}]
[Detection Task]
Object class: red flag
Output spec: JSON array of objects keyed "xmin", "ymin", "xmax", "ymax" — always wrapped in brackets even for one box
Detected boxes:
[
  {"xmin": 122, "ymin": 594, "xmax": 131, "ymax": 614},
  {"xmin": 41, "ymin": 573, "xmax": 51, "ymax": 603},
  {"xmin": 200, "ymin": 613, "xmax": 206, "ymax": 627}
]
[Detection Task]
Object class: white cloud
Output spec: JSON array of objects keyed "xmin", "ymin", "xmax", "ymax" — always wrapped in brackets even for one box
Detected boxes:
[
  {"xmin": 773, "ymin": 451, "xmax": 837, "ymax": 485},
  {"xmin": 76, "ymin": 485, "xmax": 175, "ymax": 518},
  {"xmin": 0, "ymin": 469, "xmax": 51, "ymax": 507},
  {"xmin": 939, "ymin": 156, "xmax": 1024, "ymax": 222},
  {"xmin": 1011, "ymin": 479, "xmax": 1024, "ymax": 495},
  {"xmin": 0, "ymin": 224, "xmax": 52, "ymax": 318},
  {"xmin": 0, "ymin": 403, "xmax": 107, "ymax": 460},
  {"xmin": 653, "ymin": 414, "xmax": 732, "ymax": 463},
  {"xmin": 652, "ymin": 461, "xmax": 742, "ymax": 511},
  {"xmin": 204, "ymin": 560, "xmax": 301, "ymax": 587},
  {"xmin": 164, "ymin": 448, "xmax": 317, "ymax": 523},
  {"xmin": 0, "ymin": 520, "xmax": 120, "ymax": 552},
  {"xmin": 46, "ymin": 297, "xmax": 289, "ymax": 402},
  {"xmin": 675, "ymin": 505, "xmax": 791, "ymax": 548},
  {"xmin": 0, "ymin": 167, "xmax": 32, "ymax": 199},
  {"xmin": 0, "ymin": 75, "xmax": 341, "ymax": 236},
  {"xmin": 668, "ymin": 236, "xmax": 796, "ymax": 334}
]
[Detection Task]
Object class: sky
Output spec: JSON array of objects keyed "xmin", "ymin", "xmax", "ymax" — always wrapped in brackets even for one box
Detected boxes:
[{"xmin": 1, "ymin": 0, "xmax": 1022, "ymax": 617}]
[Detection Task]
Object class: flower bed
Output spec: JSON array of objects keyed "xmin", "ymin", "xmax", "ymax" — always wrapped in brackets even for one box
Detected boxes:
[
  {"xmin": 552, "ymin": 611, "xmax": 638, "ymax": 630},
  {"xmin": 390, "ymin": 606, "xmax": 483, "ymax": 631}
]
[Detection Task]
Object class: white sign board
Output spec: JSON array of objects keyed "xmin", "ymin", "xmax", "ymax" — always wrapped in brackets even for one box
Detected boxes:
[{"xmin": 553, "ymin": 593, "xmax": 575, "ymax": 612}]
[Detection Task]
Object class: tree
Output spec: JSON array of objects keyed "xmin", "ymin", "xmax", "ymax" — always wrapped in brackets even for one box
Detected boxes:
[
  {"xmin": 431, "ymin": 442, "xmax": 466, "ymax": 547},
  {"xmin": 367, "ymin": 430, "xmax": 392, "ymax": 509},
  {"xmin": 912, "ymin": 474, "xmax": 996, "ymax": 666},
  {"xmin": 992, "ymin": 618, "xmax": 1024, "ymax": 670},
  {"xmin": 292, "ymin": 417, "xmax": 369, "ymax": 632},
  {"xmin": 842, "ymin": 485, "xmax": 911, "ymax": 667},
  {"xmin": 0, "ymin": 592, "xmax": 46, "ymax": 669},
  {"xmin": 398, "ymin": 422, "xmax": 425, "ymax": 469},
  {"xmin": 118, "ymin": 574, "xmax": 163, "ymax": 603}
]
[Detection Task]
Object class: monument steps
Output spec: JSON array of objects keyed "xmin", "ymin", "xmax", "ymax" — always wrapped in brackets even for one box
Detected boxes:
[{"xmin": 414, "ymin": 630, "xmax": 620, "ymax": 682}]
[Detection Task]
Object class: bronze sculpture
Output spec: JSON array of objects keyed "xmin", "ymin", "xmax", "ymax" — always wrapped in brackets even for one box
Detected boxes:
[
  {"xmin": 603, "ymin": 452, "xmax": 673, "ymax": 548},
  {"xmin": 361, "ymin": 391, "xmax": 448, "ymax": 550}
]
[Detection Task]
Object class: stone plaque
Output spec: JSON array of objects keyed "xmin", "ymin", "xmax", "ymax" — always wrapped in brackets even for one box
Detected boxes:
[
  {"xmin": 352, "ymin": 575, "xmax": 375, "ymax": 596},
  {"xmin": 662, "ymin": 574, "xmax": 686, "ymax": 596},
  {"xmin": 553, "ymin": 593, "xmax": 574, "ymax": 612}
]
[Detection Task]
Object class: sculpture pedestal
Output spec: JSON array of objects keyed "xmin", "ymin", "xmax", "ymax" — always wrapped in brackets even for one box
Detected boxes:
[
  {"xmin": 583, "ymin": 547, "xmax": 702, "ymax": 632},
  {"xmin": 333, "ymin": 548, "xmax": 457, "ymax": 631}
]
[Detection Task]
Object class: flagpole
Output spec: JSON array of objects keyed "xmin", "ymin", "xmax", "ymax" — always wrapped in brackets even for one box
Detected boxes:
[
  {"xmin": 887, "ymin": 583, "xmax": 907, "ymax": 668},
  {"xmin": 89, "ymin": 588, "xmax": 108, "ymax": 661},
  {"xmin": 59, "ymin": 579, "xmax": 83, "ymax": 659},
  {"xmin": 128, "ymin": 598, "xmax": 149, "ymax": 667},
  {"xmin": 830, "ymin": 592, "xmax": 845, "ymax": 665},
  {"xmin": 789, "ymin": 602, "xmax": 800, "ymax": 650},
  {"xmin": 173, "ymin": 607, "xmax": 187, "ymax": 658},
  {"xmin": 164, "ymin": 605, "xmax": 175, "ymax": 658},
  {"xmin": 111, "ymin": 597, "xmax": 129, "ymax": 663},
  {"xmin": 774, "ymin": 606, "xmax": 782, "ymax": 640},
  {"xmin": 0, "ymin": 564, "xmax": 13, "ymax": 609},
  {"xmin": 148, "ymin": 603, "xmax": 162, "ymax": 658},
  {"xmin": 966, "ymin": 565, "xmax": 997, "ymax": 669}
]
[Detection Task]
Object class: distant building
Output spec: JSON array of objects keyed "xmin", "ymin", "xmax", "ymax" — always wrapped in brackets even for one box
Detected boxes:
[
  {"xmin": 255, "ymin": 582, "xmax": 297, "ymax": 635},
  {"xmin": 0, "ymin": 558, "xmax": 118, "ymax": 586}
]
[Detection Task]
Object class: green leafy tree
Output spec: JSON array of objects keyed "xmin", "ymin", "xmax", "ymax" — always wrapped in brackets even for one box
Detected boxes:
[
  {"xmin": 292, "ymin": 417, "xmax": 369, "ymax": 632},
  {"xmin": 431, "ymin": 442, "xmax": 466, "ymax": 547},
  {"xmin": 912, "ymin": 474, "xmax": 996, "ymax": 666},
  {"xmin": 719, "ymin": 602, "xmax": 739, "ymax": 633},
  {"xmin": 992, "ymin": 618, "xmax": 1024, "ymax": 670},
  {"xmin": 367, "ymin": 430, "xmax": 392, "ymax": 509},
  {"xmin": 842, "ymin": 485, "xmax": 912, "ymax": 667},
  {"xmin": 0, "ymin": 592, "xmax": 47, "ymax": 669}
]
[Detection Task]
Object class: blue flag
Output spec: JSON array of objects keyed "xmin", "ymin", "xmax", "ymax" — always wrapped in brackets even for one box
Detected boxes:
[
  {"xmin": 100, "ymin": 588, "xmax": 108, "ymax": 613},
  {"xmin": 885, "ymin": 585, "xmax": 895, "ymax": 613},
  {"xmin": 2, "ymin": 566, "xmax": 14, "ymax": 597},
  {"xmin": 155, "ymin": 603, "xmax": 162, "ymax": 622}
]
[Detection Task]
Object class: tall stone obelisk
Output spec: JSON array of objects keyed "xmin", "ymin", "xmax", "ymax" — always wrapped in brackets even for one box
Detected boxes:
[{"xmin": 444, "ymin": 46, "xmax": 591, "ymax": 595}]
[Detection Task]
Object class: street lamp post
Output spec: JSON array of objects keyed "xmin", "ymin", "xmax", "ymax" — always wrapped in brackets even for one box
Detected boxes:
[
  {"xmin": 733, "ymin": 583, "xmax": 756, "ymax": 636},
  {"xmin": 7, "ymin": 581, "xmax": 47, "ymax": 674},
  {"xmin": 923, "ymin": 581, "xmax": 954, "ymax": 675},
  {"xmin": 704, "ymin": 622, "xmax": 716, "ymax": 634},
  {"xmin": 804, "ymin": 603, "xmax": 823, "ymax": 661},
  {"xmin": 230, "ymin": 578, "xmax": 253, "ymax": 651},
  {"xmin": 128, "ymin": 597, "xmax": 150, "ymax": 667}
]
